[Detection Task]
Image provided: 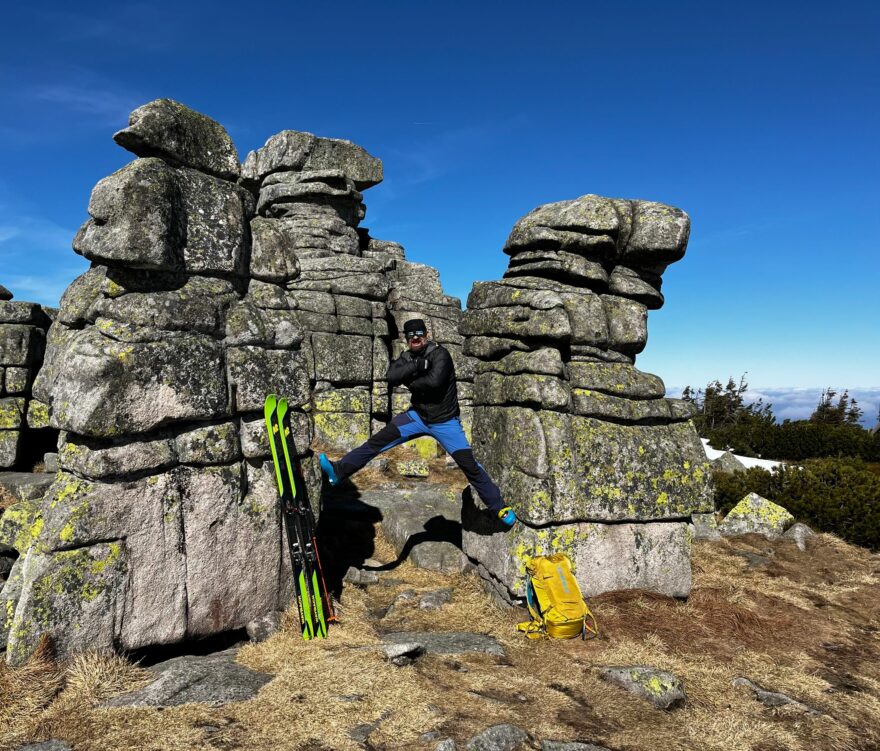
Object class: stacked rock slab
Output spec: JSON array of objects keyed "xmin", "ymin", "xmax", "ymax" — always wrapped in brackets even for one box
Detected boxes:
[
  {"xmin": 459, "ymin": 195, "xmax": 713, "ymax": 602},
  {"xmin": 0, "ymin": 286, "xmax": 51, "ymax": 467},
  {"xmin": 242, "ymin": 130, "xmax": 385, "ymax": 452},
  {"xmin": 1, "ymin": 100, "xmax": 315, "ymax": 665},
  {"xmin": 242, "ymin": 132, "xmax": 471, "ymax": 456}
]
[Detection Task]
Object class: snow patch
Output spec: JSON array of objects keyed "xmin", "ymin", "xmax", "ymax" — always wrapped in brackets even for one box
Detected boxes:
[{"xmin": 701, "ymin": 438, "xmax": 784, "ymax": 471}]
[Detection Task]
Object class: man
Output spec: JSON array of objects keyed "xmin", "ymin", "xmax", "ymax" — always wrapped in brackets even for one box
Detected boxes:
[{"xmin": 318, "ymin": 318, "xmax": 516, "ymax": 526}]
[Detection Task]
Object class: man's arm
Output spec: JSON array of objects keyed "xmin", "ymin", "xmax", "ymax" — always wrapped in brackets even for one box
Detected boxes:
[
  {"xmin": 408, "ymin": 348, "xmax": 452, "ymax": 392},
  {"xmin": 386, "ymin": 352, "xmax": 420, "ymax": 386}
]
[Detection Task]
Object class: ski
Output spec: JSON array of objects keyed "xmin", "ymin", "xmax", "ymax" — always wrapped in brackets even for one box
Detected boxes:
[{"xmin": 264, "ymin": 394, "xmax": 333, "ymax": 640}]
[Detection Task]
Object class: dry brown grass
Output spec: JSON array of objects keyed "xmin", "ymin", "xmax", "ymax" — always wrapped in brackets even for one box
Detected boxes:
[
  {"xmin": 0, "ymin": 482, "xmax": 16, "ymax": 512},
  {"xmin": 3, "ymin": 527, "xmax": 880, "ymax": 751}
]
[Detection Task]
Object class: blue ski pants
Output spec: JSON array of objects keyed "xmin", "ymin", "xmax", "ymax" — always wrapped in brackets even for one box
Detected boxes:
[{"xmin": 334, "ymin": 410, "xmax": 504, "ymax": 512}]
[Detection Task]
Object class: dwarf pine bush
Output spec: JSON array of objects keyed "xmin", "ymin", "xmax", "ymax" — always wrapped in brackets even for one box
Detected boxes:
[{"xmin": 713, "ymin": 458, "xmax": 880, "ymax": 550}]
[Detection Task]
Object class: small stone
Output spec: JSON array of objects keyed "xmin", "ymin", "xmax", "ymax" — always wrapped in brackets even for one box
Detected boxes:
[
  {"xmin": 366, "ymin": 456, "xmax": 389, "ymax": 472},
  {"xmin": 691, "ymin": 512, "xmax": 721, "ymax": 541},
  {"xmin": 711, "ymin": 451, "xmax": 747, "ymax": 473},
  {"xmin": 43, "ymin": 452, "xmax": 59, "ymax": 474},
  {"xmin": 14, "ymin": 742, "xmax": 72, "ymax": 751},
  {"xmin": 732, "ymin": 677, "xmax": 821, "ymax": 715},
  {"xmin": 435, "ymin": 741, "xmax": 457, "ymax": 751},
  {"xmin": 541, "ymin": 742, "xmax": 611, "ymax": 751},
  {"xmin": 465, "ymin": 723, "xmax": 530, "ymax": 751},
  {"xmin": 383, "ymin": 640, "xmax": 425, "ymax": 666},
  {"xmin": 419, "ymin": 588, "xmax": 452, "ymax": 610},
  {"xmin": 103, "ymin": 648, "xmax": 270, "ymax": 708},
  {"xmin": 420, "ymin": 730, "xmax": 442, "ymax": 742},
  {"xmin": 0, "ymin": 285, "xmax": 12, "ymax": 301},
  {"xmin": 338, "ymin": 694, "xmax": 364, "ymax": 702},
  {"xmin": 384, "ymin": 589, "xmax": 417, "ymax": 617},
  {"xmin": 783, "ymin": 522, "xmax": 814, "ymax": 551},
  {"xmin": 245, "ymin": 610, "xmax": 283, "ymax": 643},
  {"xmin": 344, "ymin": 558, "xmax": 383, "ymax": 585},
  {"xmin": 382, "ymin": 631, "xmax": 505, "ymax": 657},
  {"xmin": 599, "ymin": 666, "xmax": 686, "ymax": 710},
  {"xmin": 396, "ymin": 459, "xmax": 429, "ymax": 478}
]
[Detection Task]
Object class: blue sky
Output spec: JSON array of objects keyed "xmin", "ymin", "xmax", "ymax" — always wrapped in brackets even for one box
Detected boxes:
[{"xmin": 1, "ymin": 1, "xmax": 877, "ymax": 425}]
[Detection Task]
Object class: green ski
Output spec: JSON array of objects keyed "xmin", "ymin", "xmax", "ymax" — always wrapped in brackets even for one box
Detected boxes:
[{"xmin": 264, "ymin": 394, "xmax": 332, "ymax": 640}]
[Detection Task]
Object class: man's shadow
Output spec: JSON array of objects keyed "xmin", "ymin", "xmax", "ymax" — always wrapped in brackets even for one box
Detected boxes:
[{"xmin": 316, "ymin": 483, "xmax": 510, "ymax": 597}]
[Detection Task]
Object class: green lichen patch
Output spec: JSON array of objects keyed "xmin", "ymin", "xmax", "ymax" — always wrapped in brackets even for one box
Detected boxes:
[
  {"xmin": 0, "ymin": 499, "xmax": 44, "ymax": 554},
  {"xmin": 0, "ymin": 397, "xmax": 26, "ymax": 429},
  {"xmin": 6, "ymin": 541, "xmax": 127, "ymax": 665},
  {"xmin": 313, "ymin": 411, "xmax": 370, "ymax": 451}
]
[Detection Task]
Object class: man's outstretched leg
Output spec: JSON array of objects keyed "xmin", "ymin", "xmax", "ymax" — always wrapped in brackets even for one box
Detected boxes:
[
  {"xmin": 428, "ymin": 418, "xmax": 516, "ymax": 527},
  {"xmin": 319, "ymin": 411, "xmax": 426, "ymax": 486}
]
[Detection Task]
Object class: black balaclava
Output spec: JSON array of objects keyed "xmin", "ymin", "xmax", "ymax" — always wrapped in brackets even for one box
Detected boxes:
[{"xmin": 403, "ymin": 318, "xmax": 427, "ymax": 337}]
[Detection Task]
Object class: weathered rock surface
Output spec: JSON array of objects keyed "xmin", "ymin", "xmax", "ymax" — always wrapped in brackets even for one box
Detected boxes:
[
  {"xmin": 732, "ymin": 677, "xmax": 821, "ymax": 715},
  {"xmin": 246, "ymin": 610, "xmax": 284, "ymax": 643},
  {"xmin": 718, "ymin": 493, "xmax": 794, "ymax": 538},
  {"xmin": 104, "ymin": 648, "xmax": 270, "ymax": 708},
  {"xmin": 113, "ymin": 99, "xmax": 241, "ymax": 181},
  {"xmin": 0, "ymin": 293, "xmax": 52, "ymax": 468},
  {"xmin": 463, "ymin": 491, "xmax": 692, "ymax": 599},
  {"xmin": 711, "ymin": 450, "xmax": 747, "ymax": 473},
  {"xmin": 0, "ymin": 472, "xmax": 54, "ymax": 502},
  {"xmin": 691, "ymin": 512, "xmax": 721, "ymax": 541},
  {"xmin": 783, "ymin": 522, "xmax": 814, "ymax": 551},
  {"xmin": 381, "ymin": 631, "xmax": 505, "ymax": 657},
  {"xmin": 325, "ymin": 486, "xmax": 470, "ymax": 574},
  {"xmin": 3, "ymin": 100, "xmax": 472, "ymax": 664},
  {"xmin": 14, "ymin": 742, "xmax": 72, "ymax": 751},
  {"xmin": 465, "ymin": 724, "xmax": 530, "ymax": 751},
  {"xmin": 460, "ymin": 196, "xmax": 711, "ymax": 602},
  {"xmin": 600, "ymin": 666, "xmax": 686, "ymax": 709}
]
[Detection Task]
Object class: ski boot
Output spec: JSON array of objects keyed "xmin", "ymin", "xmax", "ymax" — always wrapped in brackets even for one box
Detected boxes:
[{"xmin": 319, "ymin": 453, "xmax": 339, "ymax": 486}]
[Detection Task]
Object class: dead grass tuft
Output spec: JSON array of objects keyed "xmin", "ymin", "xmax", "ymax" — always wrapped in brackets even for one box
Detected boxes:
[{"xmin": 0, "ymin": 482, "xmax": 17, "ymax": 511}]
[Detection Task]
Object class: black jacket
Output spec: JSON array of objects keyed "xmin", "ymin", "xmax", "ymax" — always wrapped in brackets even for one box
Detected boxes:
[{"xmin": 386, "ymin": 341, "xmax": 459, "ymax": 424}]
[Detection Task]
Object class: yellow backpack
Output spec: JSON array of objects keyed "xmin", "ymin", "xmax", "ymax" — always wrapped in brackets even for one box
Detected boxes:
[{"xmin": 515, "ymin": 553, "xmax": 598, "ymax": 640}]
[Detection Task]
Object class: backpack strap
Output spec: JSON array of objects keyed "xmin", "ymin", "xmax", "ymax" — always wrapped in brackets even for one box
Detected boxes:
[{"xmin": 516, "ymin": 579, "xmax": 548, "ymax": 639}]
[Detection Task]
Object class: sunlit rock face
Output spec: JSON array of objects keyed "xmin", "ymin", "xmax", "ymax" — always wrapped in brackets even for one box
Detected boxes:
[
  {"xmin": 460, "ymin": 195, "xmax": 713, "ymax": 602},
  {"xmin": 1, "ymin": 99, "xmax": 469, "ymax": 664},
  {"xmin": 243, "ymin": 131, "xmax": 472, "ymax": 453}
]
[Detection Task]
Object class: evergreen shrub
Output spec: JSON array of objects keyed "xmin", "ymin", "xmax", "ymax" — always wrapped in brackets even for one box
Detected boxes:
[{"xmin": 713, "ymin": 458, "xmax": 880, "ymax": 550}]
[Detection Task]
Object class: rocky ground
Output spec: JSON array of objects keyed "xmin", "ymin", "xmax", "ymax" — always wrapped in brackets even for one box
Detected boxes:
[{"xmin": 1, "ymin": 468, "xmax": 879, "ymax": 751}]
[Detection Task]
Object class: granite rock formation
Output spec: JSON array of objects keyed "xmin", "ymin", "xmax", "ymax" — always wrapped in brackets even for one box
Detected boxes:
[
  {"xmin": 0, "ymin": 288, "xmax": 52, "ymax": 467},
  {"xmin": 459, "ymin": 195, "xmax": 714, "ymax": 601},
  {"xmin": 0, "ymin": 99, "xmax": 468, "ymax": 664},
  {"xmin": 243, "ymin": 130, "xmax": 471, "ymax": 455}
]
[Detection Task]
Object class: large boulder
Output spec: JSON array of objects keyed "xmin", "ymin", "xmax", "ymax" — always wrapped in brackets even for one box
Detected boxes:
[
  {"xmin": 113, "ymin": 98, "xmax": 241, "ymax": 180},
  {"xmin": 242, "ymin": 130, "xmax": 383, "ymax": 189},
  {"xmin": 461, "ymin": 195, "xmax": 711, "ymax": 602}
]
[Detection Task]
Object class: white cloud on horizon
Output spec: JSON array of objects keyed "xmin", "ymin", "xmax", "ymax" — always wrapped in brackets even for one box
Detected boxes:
[{"xmin": 667, "ymin": 385, "xmax": 880, "ymax": 429}]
